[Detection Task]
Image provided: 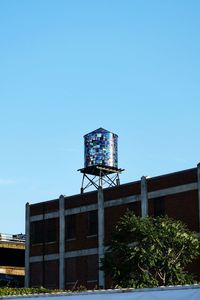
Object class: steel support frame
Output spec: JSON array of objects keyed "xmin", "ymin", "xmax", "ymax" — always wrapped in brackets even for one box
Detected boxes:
[{"xmin": 81, "ymin": 171, "xmax": 121, "ymax": 193}]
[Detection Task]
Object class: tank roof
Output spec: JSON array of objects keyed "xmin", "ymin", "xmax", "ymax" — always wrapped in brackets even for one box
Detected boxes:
[{"xmin": 84, "ymin": 127, "xmax": 118, "ymax": 137}]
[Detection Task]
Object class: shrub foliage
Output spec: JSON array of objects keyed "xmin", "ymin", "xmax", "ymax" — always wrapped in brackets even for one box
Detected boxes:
[
  {"xmin": 101, "ymin": 212, "xmax": 200, "ymax": 288},
  {"xmin": 0, "ymin": 287, "xmax": 52, "ymax": 296}
]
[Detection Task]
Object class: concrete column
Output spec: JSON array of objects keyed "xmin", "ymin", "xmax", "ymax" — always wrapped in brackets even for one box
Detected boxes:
[
  {"xmin": 25, "ymin": 202, "xmax": 30, "ymax": 287},
  {"xmin": 98, "ymin": 187, "xmax": 105, "ymax": 288},
  {"xmin": 59, "ymin": 195, "xmax": 65, "ymax": 290},
  {"xmin": 141, "ymin": 176, "xmax": 148, "ymax": 217},
  {"xmin": 197, "ymin": 164, "xmax": 200, "ymax": 233}
]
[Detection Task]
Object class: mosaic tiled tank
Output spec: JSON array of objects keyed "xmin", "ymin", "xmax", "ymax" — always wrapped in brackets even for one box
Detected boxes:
[{"xmin": 84, "ymin": 128, "xmax": 118, "ymax": 168}]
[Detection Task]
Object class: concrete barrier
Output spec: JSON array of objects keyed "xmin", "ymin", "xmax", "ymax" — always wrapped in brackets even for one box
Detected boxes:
[{"xmin": 1, "ymin": 285, "xmax": 200, "ymax": 300}]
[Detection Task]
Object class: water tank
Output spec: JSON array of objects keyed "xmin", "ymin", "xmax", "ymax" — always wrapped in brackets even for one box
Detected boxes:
[{"xmin": 84, "ymin": 128, "xmax": 118, "ymax": 168}]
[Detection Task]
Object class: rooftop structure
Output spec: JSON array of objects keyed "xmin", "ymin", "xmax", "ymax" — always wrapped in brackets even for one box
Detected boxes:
[{"xmin": 79, "ymin": 128, "xmax": 124, "ymax": 193}]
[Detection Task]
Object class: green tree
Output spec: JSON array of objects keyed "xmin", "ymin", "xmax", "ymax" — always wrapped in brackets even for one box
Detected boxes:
[{"xmin": 101, "ymin": 211, "xmax": 200, "ymax": 288}]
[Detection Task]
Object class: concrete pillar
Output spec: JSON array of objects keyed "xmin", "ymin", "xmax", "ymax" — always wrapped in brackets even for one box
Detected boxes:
[
  {"xmin": 197, "ymin": 164, "xmax": 200, "ymax": 233},
  {"xmin": 25, "ymin": 202, "xmax": 30, "ymax": 287},
  {"xmin": 141, "ymin": 176, "xmax": 148, "ymax": 217},
  {"xmin": 98, "ymin": 187, "xmax": 105, "ymax": 288},
  {"xmin": 59, "ymin": 195, "xmax": 65, "ymax": 290}
]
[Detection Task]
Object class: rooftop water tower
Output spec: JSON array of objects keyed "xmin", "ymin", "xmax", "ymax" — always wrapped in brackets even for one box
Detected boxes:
[{"xmin": 78, "ymin": 128, "xmax": 124, "ymax": 193}]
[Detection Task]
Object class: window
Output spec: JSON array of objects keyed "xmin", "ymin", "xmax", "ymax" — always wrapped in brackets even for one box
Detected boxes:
[
  {"xmin": 65, "ymin": 258, "xmax": 77, "ymax": 287},
  {"xmin": 154, "ymin": 197, "xmax": 165, "ymax": 217},
  {"xmin": 45, "ymin": 218, "xmax": 58, "ymax": 243},
  {"xmin": 30, "ymin": 221, "xmax": 44, "ymax": 244},
  {"xmin": 87, "ymin": 255, "xmax": 98, "ymax": 283},
  {"xmin": 30, "ymin": 262, "xmax": 43, "ymax": 287},
  {"xmin": 66, "ymin": 215, "xmax": 76, "ymax": 240},
  {"xmin": 127, "ymin": 202, "xmax": 141, "ymax": 216},
  {"xmin": 30, "ymin": 219, "xmax": 58, "ymax": 244},
  {"xmin": 88, "ymin": 210, "xmax": 98, "ymax": 236},
  {"xmin": 44, "ymin": 260, "xmax": 59, "ymax": 289}
]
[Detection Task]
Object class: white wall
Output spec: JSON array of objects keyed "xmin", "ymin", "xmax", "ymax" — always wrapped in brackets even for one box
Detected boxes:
[{"xmin": 4, "ymin": 286, "xmax": 200, "ymax": 300}]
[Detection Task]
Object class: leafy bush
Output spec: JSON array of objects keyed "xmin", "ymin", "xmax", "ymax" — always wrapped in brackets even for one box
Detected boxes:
[
  {"xmin": 0, "ymin": 286, "xmax": 88, "ymax": 296},
  {"xmin": 101, "ymin": 212, "xmax": 200, "ymax": 288},
  {"xmin": 0, "ymin": 287, "xmax": 53, "ymax": 296}
]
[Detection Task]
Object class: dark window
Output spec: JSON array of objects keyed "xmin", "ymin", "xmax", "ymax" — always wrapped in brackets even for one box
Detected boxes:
[
  {"xmin": 127, "ymin": 203, "xmax": 135, "ymax": 212},
  {"xmin": 30, "ymin": 262, "xmax": 43, "ymax": 287},
  {"xmin": 88, "ymin": 210, "xmax": 98, "ymax": 236},
  {"xmin": 65, "ymin": 258, "xmax": 77, "ymax": 286},
  {"xmin": 154, "ymin": 197, "xmax": 165, "ymax": 217},
  {"xmin": 87, "ymin": 255, "xmax": 98, "ymax": 282},
  {"xmin": 30, "ymin": 219, "xmax": 58, "ymax": 244},
  {"xmin": 30, "ymin": 221, "xmax": 43, "ymax": 244},
  {"xmin": 127, "ymin": 202, "xmax": 141, "ymax": 216},
  {"xmin": 44, "ymin": 260, "xmax": 59, "ymax": 289},
  {"xmin": 45, "ymin": 218, "xmax": 58, "ymax": 243},
  {"xmin": 66, "ymin": 215, "xmax": 76, "ymax": 240}
]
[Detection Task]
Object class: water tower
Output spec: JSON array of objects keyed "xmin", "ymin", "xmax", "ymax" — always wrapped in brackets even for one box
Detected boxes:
[{"xmin": 78, "ymin": 128, "xmax": 124, "ymax": 193}]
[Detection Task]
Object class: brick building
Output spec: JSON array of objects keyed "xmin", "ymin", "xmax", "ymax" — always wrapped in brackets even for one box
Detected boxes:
[{"xmin": 25, "ymin": 164, "xmax": 200, "ymax": 289}]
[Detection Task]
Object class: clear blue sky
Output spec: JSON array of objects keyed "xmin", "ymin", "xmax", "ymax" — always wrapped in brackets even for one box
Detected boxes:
[{"xmin": 0, "ymin": 0, "xmax": 200, "ymax": 234}]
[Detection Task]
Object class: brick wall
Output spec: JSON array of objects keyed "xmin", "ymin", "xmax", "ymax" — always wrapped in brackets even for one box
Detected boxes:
[{"xmin": 28, "ymin": 166, "xmax": 200, "ymax": 289}]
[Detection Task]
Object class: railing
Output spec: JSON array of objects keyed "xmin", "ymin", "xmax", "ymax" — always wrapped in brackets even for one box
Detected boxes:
[{"xmin": 0, "ymin": 233, "xmax": 25, "ymax": 242}]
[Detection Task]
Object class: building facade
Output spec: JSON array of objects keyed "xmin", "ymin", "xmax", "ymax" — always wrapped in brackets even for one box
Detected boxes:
[
  {"xmin": 25, "ymin": 164, "xmax": 200, "ymax": 289},
  {"xmin": 0, "ymin": 233, "xmax": 25, "ymax": 287}
]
